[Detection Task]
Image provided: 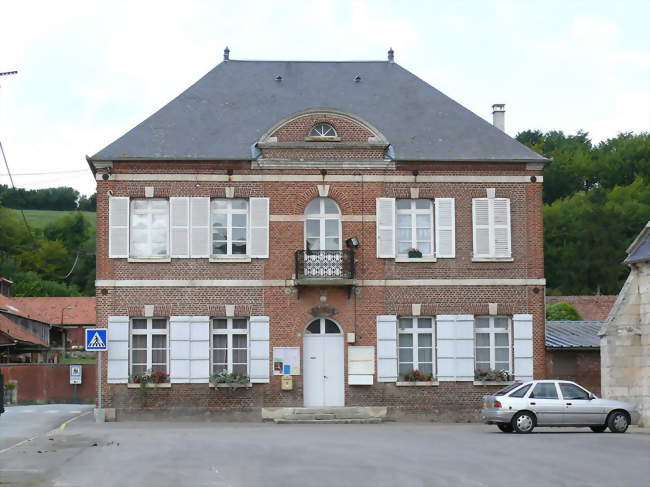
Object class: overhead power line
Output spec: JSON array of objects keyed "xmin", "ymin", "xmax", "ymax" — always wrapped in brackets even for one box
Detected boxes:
[{"xmin": 0, "ymin": 169, "xmax": 88, "ymax": 176}]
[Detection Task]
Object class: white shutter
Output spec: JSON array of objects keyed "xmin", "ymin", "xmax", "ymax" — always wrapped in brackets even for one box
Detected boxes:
[
  {"xmin": 249, "ymin": 197, "xmax": 270, "ymax": 258},
  {"xmin": 190, "ymin": 197, "xmax": 210, "ymax": 258},
  {"xmin": 107, "ymin": 316, "xmax": 129, "ymax": 383},
  {"xmin": 169, "ymin": 316, "xmax": 191, "ymax": 382},
  {"xmin": 435, "ymin": 198, "xmax": 455, "ymax": 258},
  {"xmin": 170, "ymin": 197, "xmax": 190, "ymax": 258},
  {"xmin": 493, "ymin": 198, "xmax": 511, "ymax": 258},
  {"xmin": 376, "ymin": 198, "xmax": 396, "ymax": 258},
  {"xmin": 513, "ymin": 314, "xmax": 534, "ymax": 382},
  {"xmin": 472, "ymin": 198, "xmax": 490, "ymax": 258},
  {"xmin": 109, "ymin": 197, "xmax": 129, "ymax": 258},
  {"xmin": 376, "ymin": 315, "xmax": 397, "ymax": 382},
  {"xmin": 436, "ymin": 315, "xmax": 475, "ymax": 381},
  {"xmin": 170, "ymin": 316, "xmax": 211, "ymax": 383},
  {"xmin": 189, "ymin": 316, "xmax": 210, "ymax": 383},
  {"xmin": 249, "ymin": 316, "xmax": 270, "ymax": 383}
]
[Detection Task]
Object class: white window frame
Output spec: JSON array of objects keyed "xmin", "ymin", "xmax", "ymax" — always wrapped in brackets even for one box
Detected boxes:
[
  {"xmin": 304, "ymin": 198, "xmax": 342, "ymax": 251},
  {"xmin": 397, "ymin": 316, "xmax": 435, "ymax": 378},
  {"xmin": 474, "ymin": 316, "xmax": 512, "ymax": 373},
  {"xmin": 309, "ymin": 123, "xmax": 337, "ymax": 138},
  {"xmin": 395, "ymin": 199, "xmax": 434, "ymax": 256},
  {"xmin": 211, "ymin": 318, "xmax": 249, "ymax": 375},
  {"xmin": 129, "ymin": 318, "xmax": 169, "ymax": 378},
  {"xmin": 129, "ymin": 199, "xmax": 169, "ymax": 258},
  {"xmin": 211, "ymin": 199, "xmax": 249, "ymax": 257}
]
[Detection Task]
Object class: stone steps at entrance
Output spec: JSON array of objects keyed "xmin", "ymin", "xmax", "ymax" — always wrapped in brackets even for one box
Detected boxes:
[
  {"xmin": 274, "ymin": 418, "xmax": 382, "ymax": 424},
  {"xmin": 262, "ymin": 406, "xmax": 387, "ymax": 423}
]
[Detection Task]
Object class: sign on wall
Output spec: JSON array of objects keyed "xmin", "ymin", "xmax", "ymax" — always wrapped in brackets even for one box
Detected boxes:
[
  {"xmin": 70, "ymin": 365, "xmax": 82, "ymax": 385},
  {"xmin": 273, "ymin": 347, "xmax": 301, "ymax": 375},
  {"xmin": 85, "ymin": 328, "xmax": 107, "ymax": 351}
]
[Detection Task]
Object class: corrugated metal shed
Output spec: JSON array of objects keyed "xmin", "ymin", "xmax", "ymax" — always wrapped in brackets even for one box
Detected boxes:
[
  {"xmin": 91, "ymin": 59, "xmax": 548, "ymax": 163},
  {"xmin": 545, "ymin": 321, "xmax": 603, "ymax": 349}
]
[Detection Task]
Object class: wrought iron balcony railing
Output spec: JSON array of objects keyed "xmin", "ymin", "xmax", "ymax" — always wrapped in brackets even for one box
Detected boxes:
[{"xmin": 295, "ymin": 250, "xmax": 355, "ymax": 281}]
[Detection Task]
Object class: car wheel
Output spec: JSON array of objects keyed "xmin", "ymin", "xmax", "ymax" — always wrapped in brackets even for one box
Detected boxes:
[
  {"xmin": 497, "ymin": 423, "xmax": 514, "ymax": 433},
  {"xmin": 589, "ymin": 425, "xmax": 607, "ymax": 433},
  {"xmin": 607, "ymin": 411, "xmax": 629, "ymax": 433},
  {"xmin": 512, "ymin": 412, "xmax": 535, "ymax": 434}
]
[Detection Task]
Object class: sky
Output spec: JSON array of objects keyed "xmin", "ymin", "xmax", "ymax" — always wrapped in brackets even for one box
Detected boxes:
[{"xmin": 1, "ymin": 0, "xmax": 648, "ymax": 196}]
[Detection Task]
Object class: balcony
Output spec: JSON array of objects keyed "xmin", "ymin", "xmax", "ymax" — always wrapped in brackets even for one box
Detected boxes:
[{"xmin": 294, "ymin": 250, "xmax": 355, "ymax": 292}]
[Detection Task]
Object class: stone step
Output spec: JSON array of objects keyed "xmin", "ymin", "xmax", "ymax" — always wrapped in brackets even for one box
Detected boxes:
[
  {"xmin": 262, "ymin": 406, "xmax": 387, "ymax": 422},
  {"xmin": 274, "ymin": 418, "xmax": 382, "ymax": 425}
]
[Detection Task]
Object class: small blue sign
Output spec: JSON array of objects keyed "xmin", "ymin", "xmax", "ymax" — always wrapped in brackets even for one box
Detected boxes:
[
  {"xmin": 85, "ymin": 328, "xmax": 107, "ymax": 351},
  {"xmin": 283, "ymin": 364, "xmax": 291, "ymax": 374}
]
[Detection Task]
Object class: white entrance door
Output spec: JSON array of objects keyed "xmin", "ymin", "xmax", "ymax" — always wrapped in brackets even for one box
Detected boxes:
[{"xmin": 303, "ymin": 318, "xmax": 344, "ymax": 407}]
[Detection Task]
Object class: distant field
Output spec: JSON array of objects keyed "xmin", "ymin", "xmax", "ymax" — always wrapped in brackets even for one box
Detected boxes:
[{"xmin": 10, "ymin": 209, "xmax": 96, "ymax": 230}]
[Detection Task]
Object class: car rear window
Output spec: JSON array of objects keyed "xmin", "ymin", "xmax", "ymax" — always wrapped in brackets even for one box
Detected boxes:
[
  {"xmin": 508, "ymin": 383, "xmax": 532, "ymax": 398},
  {"xmin": 494, "ymin": 382, "xmax": 523, "ymax": 396}
]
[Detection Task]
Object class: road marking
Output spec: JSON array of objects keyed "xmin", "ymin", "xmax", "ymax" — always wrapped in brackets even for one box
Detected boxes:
[
  {"xmin": 0, "ymin": 410, "xmax": 92, "ymax": 455},
  {"xmin": 58, "ymin": 411, "xmax": 92, "ymax": 431},
  {"xmin": 46, "ymin": 410, "xmax": 60, "ymax": 413},
  {"xmin": 21, "ymin": 409, "xmax": 34, "ymax": 413}
]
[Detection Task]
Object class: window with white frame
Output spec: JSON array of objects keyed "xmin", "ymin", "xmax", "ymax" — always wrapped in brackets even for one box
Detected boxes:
[
  {"xmin": 308, "ymin": 123, "xmax": 337, "ymax": 138},
  {"xmin": 396, "ymin": 199, "xmax": 433, "ymax": 256},
  {"xmin": 130, "ymin": 318, "xmax": 168, "ymax": 377},
  {"xmin": 211, "ymin": 199, "xmax": 248, "ymax": 256},
  {"xmin": 212, "ymin": 318, "xmax": 249, "ymax": 375},
  {"xmin": 398, "ymin": 317, "xmax": 435, "ymax": 378},
  {"xmin": 474, "ymin": 316, "xmax": 511, "ymax": 373},
  {"xmin": 130, "ymin": 199, "xmax": 169, "ymax": 258}
]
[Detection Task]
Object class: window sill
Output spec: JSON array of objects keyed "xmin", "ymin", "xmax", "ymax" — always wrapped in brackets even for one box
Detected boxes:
[
  {"xmin": 473, "ymin": 381, "xmax": 515, "ymax": 386},
  {"xmin": 209, "ymin": 256, "xmax": 252, "ymax": 263},
  {"xmin": 303, "ymin": 136, "xmax": 341, "ymax": 142},
  {"xmin": 127, "ymin": 257, "xmax": 171, "ymax": 263},
  {"xmin": 396, "ymin": 381, "xmax": 439, "ymax": 387},
  {"xmin": 395, "ymin": 256, "xmax": 437, "ymax": 263},
  {"xmin": 127, "ymin": 383, "xmax": 172, "ymax": 389},
  {"xmin": 209, "ymin": 383, "xmax": 253, "ymax": 388},
  {"xmin": 471, "ymin": 258, "xmax": 514, "ymax": 262}
]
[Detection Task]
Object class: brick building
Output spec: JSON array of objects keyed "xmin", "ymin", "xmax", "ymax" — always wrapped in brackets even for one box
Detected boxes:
[{"xmin": 88, "ymin": 50, "xmax": 548, "ymax": 419}]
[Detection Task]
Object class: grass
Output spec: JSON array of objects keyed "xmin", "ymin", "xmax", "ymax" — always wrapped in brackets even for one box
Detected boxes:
[{"xmin": 10, "ymin": 209, "xmax": 96, "ymax": 231}]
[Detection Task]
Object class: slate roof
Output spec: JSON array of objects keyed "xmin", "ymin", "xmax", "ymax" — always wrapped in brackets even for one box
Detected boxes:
[
  {"xmin": 91, "ymin": 59, "xmax": 548, "ymax": 163},
  {"xmin": 624, "ymin": 221, "xmax": 650, "ymax": 264},
  {"xmin": 545, "ymin": 321, "xmax": 603, "ymax": 349}
]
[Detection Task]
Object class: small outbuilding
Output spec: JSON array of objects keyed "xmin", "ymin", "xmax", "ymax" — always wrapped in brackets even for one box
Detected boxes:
[{"xmin": 546, "ymin": 320, "xmax": 602, "ymax": 394}]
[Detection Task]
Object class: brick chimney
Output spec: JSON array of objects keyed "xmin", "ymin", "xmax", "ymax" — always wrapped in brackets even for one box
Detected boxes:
[{"xmin": 492, "ymin": 104, "xmax": 505, "ymax": 132}]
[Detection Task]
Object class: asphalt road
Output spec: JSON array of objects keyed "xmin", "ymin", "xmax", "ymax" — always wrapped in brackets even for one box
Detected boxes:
[
  {"xmin": 0, "ymin": 404, "xmax": 94, "ymax": 452},
  {"xmin": 0, "ymin": 420, "xmax": 648, "ymax": 487}
]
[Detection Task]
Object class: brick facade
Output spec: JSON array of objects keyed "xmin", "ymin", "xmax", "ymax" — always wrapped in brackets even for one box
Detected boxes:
[{"xmin": 94, "ymin": 158, "xmax": 545, "ymax": 418}]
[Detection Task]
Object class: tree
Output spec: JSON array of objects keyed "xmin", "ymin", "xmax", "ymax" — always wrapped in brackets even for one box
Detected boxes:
[{"xmin": 546, "ymin": 302, "xmax": 584, "ymax": 321}]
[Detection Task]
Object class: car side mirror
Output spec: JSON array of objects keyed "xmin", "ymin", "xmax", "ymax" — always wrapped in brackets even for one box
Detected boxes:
[{"xmin": 588, "ymin": 393, "xmax": 596, "ymax": 400}]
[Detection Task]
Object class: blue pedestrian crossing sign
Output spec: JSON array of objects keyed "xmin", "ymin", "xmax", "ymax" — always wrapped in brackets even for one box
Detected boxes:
[{"xmin": 85, "ymin": 328, "xmax": 108, "ymax": 351}]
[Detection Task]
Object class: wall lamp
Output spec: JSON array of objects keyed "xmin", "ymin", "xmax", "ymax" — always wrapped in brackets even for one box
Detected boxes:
[{"xmin": 346, "ymin": 237, "xmax": 360, "ymax": 248}]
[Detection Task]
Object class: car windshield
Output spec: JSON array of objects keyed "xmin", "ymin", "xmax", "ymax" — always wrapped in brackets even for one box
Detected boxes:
[{"xmin": 494, "ymin": 382, "xmax": 523, "ymax": 396}]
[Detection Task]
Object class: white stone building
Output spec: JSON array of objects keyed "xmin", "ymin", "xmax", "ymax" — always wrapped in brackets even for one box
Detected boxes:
[{"xmin": 601, "ymin": 221, "xmax": 650, "ymax": 426}]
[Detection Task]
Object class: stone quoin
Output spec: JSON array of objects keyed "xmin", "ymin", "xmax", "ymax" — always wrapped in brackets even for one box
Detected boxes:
[{"xmin": 88, "ymin": 49, "xmax": 549, "ymax": 420}]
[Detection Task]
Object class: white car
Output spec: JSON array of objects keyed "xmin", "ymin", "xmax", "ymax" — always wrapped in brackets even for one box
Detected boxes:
[{"xmin": 481, "ymin": 380, "xmax": 641, "ymax": 434}]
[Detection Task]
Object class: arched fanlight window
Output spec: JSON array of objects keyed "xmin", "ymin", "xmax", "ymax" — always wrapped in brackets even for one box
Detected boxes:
[
  {"xmin": 304, "ymin": 198, "xmax": 341, "ymax": 251},
  {"xmin": 305, "ymin": 318, "xmax": 342, "ymax": 334},
  {"xmin": 309, "ymin": 123, "xmax": 337, "ymax": 138}
]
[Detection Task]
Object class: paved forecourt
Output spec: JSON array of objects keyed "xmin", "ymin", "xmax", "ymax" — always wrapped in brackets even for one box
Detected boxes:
[
  {"xmin": 0, "ymin": 420, "xmax": 648, "ymax": 487},
  {"xmin": 0, "ymin": 404, "xmax": 93, "ymax": 451}
]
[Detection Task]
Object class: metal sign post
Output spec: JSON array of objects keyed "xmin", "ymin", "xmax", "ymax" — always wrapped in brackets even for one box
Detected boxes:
[{"xmin": 85, "ymin": 328, "xmax": 107, "ymax": 415}]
